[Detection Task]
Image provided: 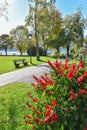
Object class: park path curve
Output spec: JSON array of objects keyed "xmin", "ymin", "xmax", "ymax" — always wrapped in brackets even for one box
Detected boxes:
[{"xmin": 0, "ymin": 63, "xmax": 50, "ymax": 87}]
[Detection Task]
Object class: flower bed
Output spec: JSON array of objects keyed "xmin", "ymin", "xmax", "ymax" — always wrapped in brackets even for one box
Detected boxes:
[{"xmin": 25, "ymin": 59, "xmax": 87, "ymax": 130}]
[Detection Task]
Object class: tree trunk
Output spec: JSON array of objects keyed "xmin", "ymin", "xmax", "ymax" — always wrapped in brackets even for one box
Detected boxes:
[
  {"xmin": 66, "ymin": 45, "xmax": 69, "ymax": 57},
  {"xmin": 45, "ymin": 46, "xmax": 48, "ymax": 56},
  {"xmin": 20, "ymin": 49, "xmax": 22, "ymax": 56},
  {"xmin": 5, "ymin": 48, "xmax": 7, "ymax": 55},
  {"xmin": 42, "ymin": 34, "xmax": 46, "ymax": 56},
  {"xmin": 35, "ymin": 0, "xmax": 40, "ymax": 61},
  {"xmin": 57, "ymin": 46, "xmax": 60, "ymax": 53}
]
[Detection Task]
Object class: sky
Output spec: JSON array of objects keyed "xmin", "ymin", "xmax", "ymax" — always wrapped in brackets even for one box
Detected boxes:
[{"xmin": 0, "ymin": 0, "xmax": 87, "ymax": 35}]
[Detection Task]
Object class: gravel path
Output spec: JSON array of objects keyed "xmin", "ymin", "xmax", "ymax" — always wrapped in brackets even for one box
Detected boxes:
[{"xmin": 0, "ymin": 63, "xmax": 50, "ymax": 86}]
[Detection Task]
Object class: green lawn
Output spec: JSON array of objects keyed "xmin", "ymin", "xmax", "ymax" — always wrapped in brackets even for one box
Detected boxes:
[
  {"xmin": 0, "ymin": 56, "xmax": 55, "ymax": 74},
  {"xmin": 0, "ymin": 82, "xmax": 35, "ymax": 130},
  {"xmin": 0, "ymin": 58, "xmax": 87, "ymax": 130}
]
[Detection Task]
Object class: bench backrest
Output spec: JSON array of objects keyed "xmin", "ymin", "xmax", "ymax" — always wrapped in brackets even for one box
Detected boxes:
[{"xmin": 13, "ymin": 59, "xmax": 26, "ymax": 64}]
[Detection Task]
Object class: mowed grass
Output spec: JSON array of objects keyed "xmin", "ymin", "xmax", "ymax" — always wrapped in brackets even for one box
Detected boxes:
[
  {"xmin": 0, "ymin": 82, "xmax": 36, "ymax": 130},
  {"xmin": 0, "ymin": 56, "xmax": 55, "ymax": 74}
]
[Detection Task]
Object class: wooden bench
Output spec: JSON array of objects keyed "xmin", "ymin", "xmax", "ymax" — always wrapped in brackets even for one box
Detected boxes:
[{"xmin": 13, "ymin": 59, "xmax": 28, "ymax": 68}]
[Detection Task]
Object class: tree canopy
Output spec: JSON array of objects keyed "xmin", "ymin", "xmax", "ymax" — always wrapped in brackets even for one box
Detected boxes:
[{"xmin": 10, "ymin": 25, "xmax": 28, "ymax": 55}]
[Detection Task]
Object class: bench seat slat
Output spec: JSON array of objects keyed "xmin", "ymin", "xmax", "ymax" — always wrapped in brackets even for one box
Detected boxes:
[{"xmin": 13, "ymin": 59, "xmax": 28, "ymax": 68}]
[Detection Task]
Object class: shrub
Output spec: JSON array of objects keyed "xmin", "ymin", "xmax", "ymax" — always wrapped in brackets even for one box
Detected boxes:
[
  {"xmin": 27, "ymin": 45, "xmax": 44, "ymax": 56},
  {"xmin": 58, "ymin": 53, "xmax": 67, "ymax": 59},
  {"xmin": 25, "ymin": 58, "xmax": 87, "ymax": 130}
]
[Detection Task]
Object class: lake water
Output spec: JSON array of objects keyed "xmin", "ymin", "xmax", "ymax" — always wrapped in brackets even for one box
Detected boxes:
[
  {"xmin": 0, "ymin": 50, "xmax": 27, "ymax": 55},
  {"xmin": 0, "ymin": 48, "xmax": 67, "ymax": 55}
]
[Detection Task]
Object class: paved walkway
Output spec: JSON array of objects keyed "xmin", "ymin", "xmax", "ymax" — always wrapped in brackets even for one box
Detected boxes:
[{"xmin": 0, "ymin": 63, "xmax": 50, "ymax": 87}]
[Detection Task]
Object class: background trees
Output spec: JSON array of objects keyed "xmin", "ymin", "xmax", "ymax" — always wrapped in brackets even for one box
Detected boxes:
[
  {"xmin": 0, "ymin": 1, "xmax": 87, "ymax": 58},
  {"xmin": 0, "ymin": 34, "xmax": 13, "ymax": 55},
  {"xmin": 10, "ymin": 25, "xmax": 28, "ymax": 56},
  {"xmin": 63, "ymin": 9, "xmax": 84, "ymax": 56},
  {"xmin": 25, "ymin": 0, "xmax": 58, "ymax": 59}
]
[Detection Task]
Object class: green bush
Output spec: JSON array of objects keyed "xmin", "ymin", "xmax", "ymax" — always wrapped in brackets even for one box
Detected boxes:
[
  {"xmin": 27, "ymin": 45, "xmax": 44, "ymax": 56},
  {"xmin": 25, "ymin": 59, "xmax": 87, "ymax": 130},
  {"xmin": 58, "ymin": 53, "xmax": 67, "ymax": 59}
]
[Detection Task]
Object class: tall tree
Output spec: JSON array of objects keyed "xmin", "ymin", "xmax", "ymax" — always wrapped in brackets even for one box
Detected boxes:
[
  {"xmin": 47, "ymin": 28, "xmax": 66, "ymax": 55},
  {"xmin": 84, "ymin": 35, "xmax": 87, "ymax": 44},
  {"xmin": 25, "ymin": 0, "xmax": 56, "ymax": 60},
  {"xmin": 10, "ymin": 25, "xmax": 28, "ymax": 55},
  {"xmin": 63, "ymin": 8, "xmax": 84, "ymax": 55},
  {"xmin": 38, "ymin": 6, "xmax": 62, "ymax": 55}
]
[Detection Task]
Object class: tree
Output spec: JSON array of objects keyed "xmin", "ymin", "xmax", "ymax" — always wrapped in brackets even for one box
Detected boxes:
[
  {"xmin": 83, "ymin": 35, "xmax": 87, "ymax": 59},
  {"xmin": 0, "ymin": 0, "xmax": 8, "ymax": 20},
  {"xmin": 38, "ymin": 6, "xmax": 62, "ymax": 55},
  {"xmin": 0, "ymin": 34, "xmax": 13, "ymax": 55},
  {"xmin": 10, "ymin": 25, "xmax": 28, "ymax": 55},
  {"xmin": 25, "ymin": 0, "xmax": 56, "ymax": 60},
  {"xmin": 64, "ymin": 8, "xmax": 84, "ymax": 55},
  {"xmin": 84, "ymin": 35, "xmax": 87, "ymax": 44}
]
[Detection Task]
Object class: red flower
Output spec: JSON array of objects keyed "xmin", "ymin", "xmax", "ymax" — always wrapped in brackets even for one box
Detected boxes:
[
  {"xmin": 28, "ymin": 92, "xmax": 33, "ymax": 98},
  {"xmin": 84, "ymin": 128, "xmax": 87, "ymax": 130},
  {"xmin": 78, "ymin": 60, "xmax": 84, "ymax": 68},
  {"xmin": 63, "ymin": 58, "xmax": 69, "ymax": 70},
  {"xmin": 25, "ymin": 120, "xmax": 34, "ymax": 124},
  {"xmin": 26, "ymin": 102, "xmax": 32, "ymax": 108},
  {"xmin": 45, "ymin": 90, "xmax": 51, "ymax": 95},
  {"xmin": 67, "ymin": 85, "xmax": 71, "ymax": 89},
  {"xmin": 34, "ymin": 109, "xmax": 41, "ymax": 115},
  {"xmin": 45, "ymin": 108, "xmax": 52, "ymax": 116},
  {"xmin": 52, "ymin": 99, "xmax": 57, "ymax": 107},
  {"xmin": 45, "ymin": 104, "xmax": 52, "ymax": 110},
  {"xmin": 42, "ymin": 116, "xmax": 50, "ymax": 123},
  {"xmin": 35, "ymin": 118, "xmax": 42, "ymax": 123},
  {"xmin": 51, "ymin": 113, "xmax": 58, "ymax": 121},
  {"xmin": 77, "ymin": 76, "xmax": 85, "ymax": 82},
  {"xmin": 69, "ymin": 90, "xmax": 78, "ymax": 100},
  {"xmin": 77, "ymin": 71, "xmax": 87, "ymax": 82},
  {"xmin": 67, "ymin": 63, "xmax": 76, "ymax": 78},
  {"xmin": 28, "ymin": 93, "xmax": 38, "ymax": 102},
  {"xmin": 26, "ymin": 114, "xmax": 33, "ymax": 119},
  {"xmin": 31, "ymin": 83, "xmax": 38, "ymax": 90},
  {"xmin": 33, "ymin": 98, "xmax": 38, "ymax": 102},
  {"xmin": 54, "ymin": 60, "xmax": 61, "ymax": 69},
  {"xmin": 33, "ymin": 75, "xmax": 39, "ymax": 82},
  {"xmin": 45, "ymin": 104, "xmax": 52, "ymax": 116},
  {"xmin": 48, "ymin": 60, "xmax": 53, "ymax": 67},
  {"xmin": 79, "ymin": 88, "xmax": 87, "ymax": 94}
]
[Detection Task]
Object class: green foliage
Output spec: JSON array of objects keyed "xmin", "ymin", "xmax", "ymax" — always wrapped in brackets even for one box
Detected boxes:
[
  {"xmin": 58, "ymin": 53, "xmax": 67, "ymax": 59},
  {"xmin": 0, "ymin": 34, "xmax": 13, "ymax": 55},
  {"xmin": 64, "ymin": 8, "xmax": 84, "ymax": 55},
  {"xmin": 84, "ymin": 35, "xmax": 87, "ymax": 44},
  {"xmin": 27, "ymin": 45, "xmax": 44, "ymax": 56},
  {"xmin": 10, "ymin": 25, "xmax": 28, "ymax": 55},
  {"xmin": 26, "ymin": 0, "xmax": 62, "ymax": 60},
  {"xmin": 26, "ymin": 59, "xmax": 87, "ymax": 130}
]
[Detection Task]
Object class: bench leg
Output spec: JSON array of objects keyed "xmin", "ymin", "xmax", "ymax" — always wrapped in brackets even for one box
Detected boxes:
[
  {"xmin": 23, "ymin": 62, "xmax": 28, "ymax": 66},
  {"xmin": 15, "ymin": 64, "xmax": 20, "ymax": 68}
]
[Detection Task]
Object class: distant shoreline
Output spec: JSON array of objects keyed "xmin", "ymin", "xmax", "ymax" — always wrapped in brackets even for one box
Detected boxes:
[{"xmin": 0, "ymin": 49, "xmax": 67, "ymax": 56}]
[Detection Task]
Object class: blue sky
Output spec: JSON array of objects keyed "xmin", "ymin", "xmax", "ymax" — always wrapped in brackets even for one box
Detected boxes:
[
  {"xmin": 56, "ymin": 0, "xmax": 87, "ymax": 17},
  {"xmin": 0, "ymin": 0, "xmax": 87, "ymax": 35}
]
